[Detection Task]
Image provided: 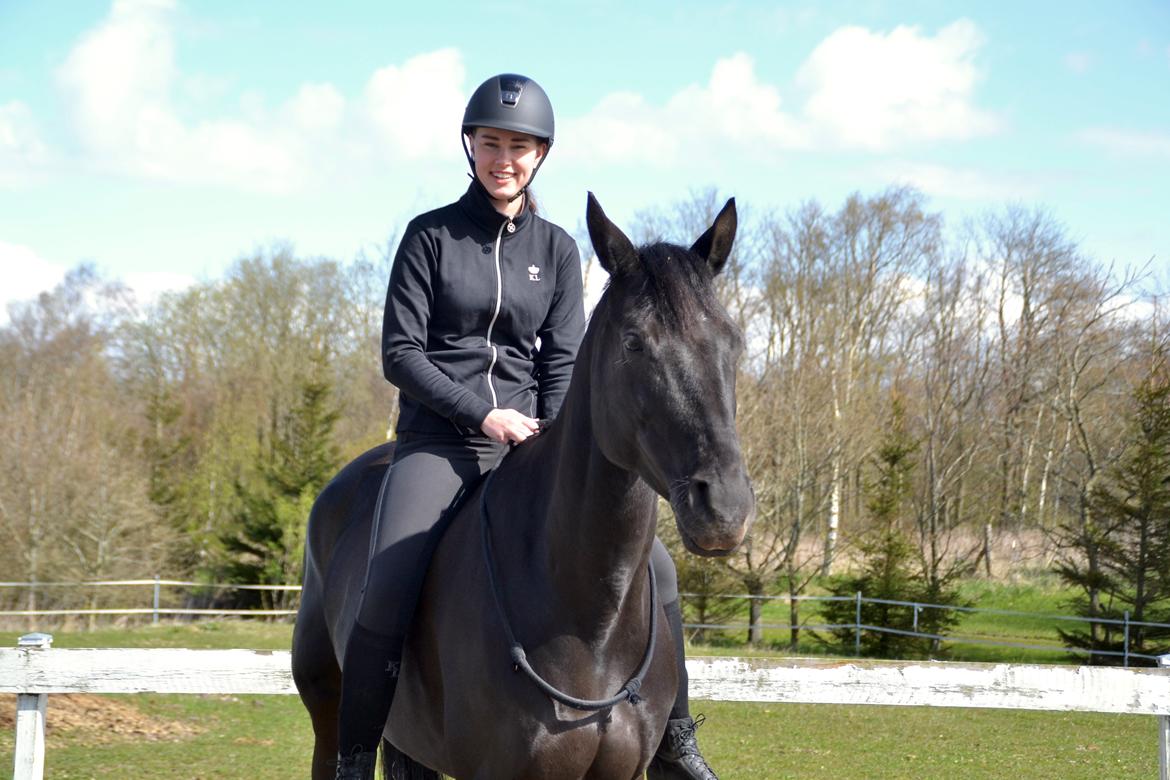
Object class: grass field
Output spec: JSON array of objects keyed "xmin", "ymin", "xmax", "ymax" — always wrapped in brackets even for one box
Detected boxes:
[
  {"xmin": 683, "ymin": 573, "xmax": 1089, "ymax": 664},
  {"xmin": 1, "ymin": 612, "xmax": 1162, "ymax": 779}
]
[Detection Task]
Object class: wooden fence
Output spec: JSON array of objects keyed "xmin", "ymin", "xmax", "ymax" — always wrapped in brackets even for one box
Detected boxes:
[{"xmin": 4, "ymin": 634, "xmax": 1170, "ymax": 779}]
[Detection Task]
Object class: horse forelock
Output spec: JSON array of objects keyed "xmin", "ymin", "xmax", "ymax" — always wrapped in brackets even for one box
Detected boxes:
[{"xmin": 627, "ymin": 242, "xmax": 720, "ymax": 327}]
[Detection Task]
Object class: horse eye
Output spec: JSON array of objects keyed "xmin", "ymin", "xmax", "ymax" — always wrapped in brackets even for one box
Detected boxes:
[{"xmin": 622, "ymin": 334, "xmax": 644, "ymax": 352}]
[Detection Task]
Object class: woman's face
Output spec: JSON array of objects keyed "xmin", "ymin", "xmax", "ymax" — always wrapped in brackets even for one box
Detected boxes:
[{"xmin": 469, "ymin": 128, "xmax": 547, "ymax": 204}]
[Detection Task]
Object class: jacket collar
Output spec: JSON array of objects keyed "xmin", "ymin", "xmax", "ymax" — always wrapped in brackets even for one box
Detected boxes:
[{"xmin": 459, "ymin": 179, "xmax": 533, "ymax": 237}]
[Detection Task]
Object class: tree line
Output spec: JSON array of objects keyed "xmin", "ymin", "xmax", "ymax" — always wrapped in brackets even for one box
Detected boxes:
[{"xmin": 1, "ymin": 188, "xmax": 1166, "ymax": 661}]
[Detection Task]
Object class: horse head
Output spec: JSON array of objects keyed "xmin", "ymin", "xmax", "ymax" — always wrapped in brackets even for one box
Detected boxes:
[{"xmin": 585, "ymin": 193, "xmax": 754, "ymax": 556}]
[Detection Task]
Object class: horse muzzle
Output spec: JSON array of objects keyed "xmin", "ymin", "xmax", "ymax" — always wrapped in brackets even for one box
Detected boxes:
[{"xmin": 670, "ymin": 467, "xmax": 754, "ymax": 557}]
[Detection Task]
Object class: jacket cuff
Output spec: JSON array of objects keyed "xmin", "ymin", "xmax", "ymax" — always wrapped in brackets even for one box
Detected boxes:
[{"xmin": 453, "ymin": 396, "xmax": 495, "ymax": 432}]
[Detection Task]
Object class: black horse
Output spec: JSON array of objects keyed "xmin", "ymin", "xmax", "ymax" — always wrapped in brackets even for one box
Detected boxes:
[{"xmin": 292, "ymin": 194, "xmax": 754, "ymax": 779}]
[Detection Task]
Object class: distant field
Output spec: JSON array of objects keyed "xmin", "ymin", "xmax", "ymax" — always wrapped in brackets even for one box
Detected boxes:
[
  {"xmin": 1, "ymin": 617, "xmax": 1160, "ymax": 779},
  {"xmin": 683, "ymin": 574, "xmax": 1087, "ymax": 664}
]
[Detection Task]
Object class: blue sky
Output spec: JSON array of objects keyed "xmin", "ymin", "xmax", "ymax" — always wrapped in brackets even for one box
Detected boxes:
[{"xmin": 2, "ymin": 1, "xmax": 1168, "ymax": 310}]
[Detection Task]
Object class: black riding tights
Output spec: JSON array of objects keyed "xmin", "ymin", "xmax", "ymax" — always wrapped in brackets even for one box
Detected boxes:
[{"xmin": 337, "ymin": 433, "xmax": 689, "ymax": 756}]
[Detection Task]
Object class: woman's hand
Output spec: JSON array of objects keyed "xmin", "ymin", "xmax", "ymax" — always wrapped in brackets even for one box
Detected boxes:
[{"xmin": 481, "ymin": 408, "xmax": 541, "ymax": 444}]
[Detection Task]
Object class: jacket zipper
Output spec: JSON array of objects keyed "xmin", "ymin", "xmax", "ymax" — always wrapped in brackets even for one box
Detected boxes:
[{"xmin": 484, "ymin": 218, "xmax": 511, "ymax": 407}]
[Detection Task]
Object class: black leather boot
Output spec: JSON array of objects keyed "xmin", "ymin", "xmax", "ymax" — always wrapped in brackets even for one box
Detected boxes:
[
  {"xmin": 647, "ymin": 715, "xmax": 718, "ymax": 780},
  {"xmin": 335, "ymin": 749, "xmax": 376, "ymax": 780}
]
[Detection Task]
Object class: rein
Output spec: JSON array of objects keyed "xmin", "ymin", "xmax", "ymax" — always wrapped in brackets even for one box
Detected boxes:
[{"xmin": 478, "ymin": 456, "xmax": 659, "ymax": 711}]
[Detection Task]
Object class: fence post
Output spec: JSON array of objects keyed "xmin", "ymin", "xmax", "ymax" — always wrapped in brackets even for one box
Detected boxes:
[
  {"xmin": 854, "ymin": 592, "xmax": 862, "ymax": 657},
  {"xmin": 13, "ymin": 632, "xmax": 53, "ymax": 780},
  {"xmin": 1156, "ymin": 654, "xmax": 1170, "ymax": 780},
  {"xmin": 1159, "ymin": 655, "xmax": 1170, "ymax": 780},
  {"xmin": 1124, "ymin": 611, "xmax": 1130, "ymax": 668},
  {"xmin": 153, "ymin": 575, "xmax": 161, "ymax": 625}
]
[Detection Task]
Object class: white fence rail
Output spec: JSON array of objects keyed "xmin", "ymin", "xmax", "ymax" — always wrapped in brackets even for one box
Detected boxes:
[{"xmin": 4, "ymin": 635, "xmax": 1170, "ymax": 780}]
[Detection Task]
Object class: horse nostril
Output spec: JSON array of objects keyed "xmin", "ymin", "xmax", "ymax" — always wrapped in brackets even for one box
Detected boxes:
[{"xmin": 689, "ymin": 479, "xmax": 711, "ymax": 509}]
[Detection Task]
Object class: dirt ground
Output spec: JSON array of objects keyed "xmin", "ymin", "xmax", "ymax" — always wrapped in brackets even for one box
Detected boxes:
[{"xmin": 0, "ymin": 693, "xmax": 201, "ymax": 743}]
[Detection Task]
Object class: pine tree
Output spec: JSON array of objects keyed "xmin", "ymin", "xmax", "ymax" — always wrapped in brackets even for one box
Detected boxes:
[
  {"xmin": 219, "ymin": 353, "xmax": 341, "ymax": 608},
  {"xmin": 1057, "ymin": 353, "xmax": 1170, "ymax": 665},
  {"xmin": 821, "ymin": 397, "xmax": 965, "ymax": 658},
  {"xmin": 142, "ymin": 382, "xmax": 198, "ymax": 571}
]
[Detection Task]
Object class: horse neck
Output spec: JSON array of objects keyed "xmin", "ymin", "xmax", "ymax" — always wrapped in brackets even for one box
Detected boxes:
[{"xmin": 541, "ymin": 342, "xmax": 659, "ymax": 639}]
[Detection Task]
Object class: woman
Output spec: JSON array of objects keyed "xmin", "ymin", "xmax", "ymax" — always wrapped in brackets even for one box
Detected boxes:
[{"xmin": 336, "ymin": 73, "xmax": 719, "ymax": 780}]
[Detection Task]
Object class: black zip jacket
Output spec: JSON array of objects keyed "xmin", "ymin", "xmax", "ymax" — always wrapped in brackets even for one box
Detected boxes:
[{"xmin": 382, "ymin": 182, "xmax": 586, "ymax": 436}]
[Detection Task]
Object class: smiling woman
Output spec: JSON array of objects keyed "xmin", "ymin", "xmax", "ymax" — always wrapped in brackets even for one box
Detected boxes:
[{"xmin": 467, "ymin": 128, "xmax": 546, "ymax": 211}]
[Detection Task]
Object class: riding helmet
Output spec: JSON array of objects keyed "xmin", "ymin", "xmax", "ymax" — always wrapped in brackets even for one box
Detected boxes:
[{"xmin": 462, "ymin": 74, "xmax": 555, "ymax": 146}]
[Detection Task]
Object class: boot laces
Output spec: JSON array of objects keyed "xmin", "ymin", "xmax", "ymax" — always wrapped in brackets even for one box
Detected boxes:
[{"xmin": 669, "ymin": 714, "xmax": 706, "ymax": 756}]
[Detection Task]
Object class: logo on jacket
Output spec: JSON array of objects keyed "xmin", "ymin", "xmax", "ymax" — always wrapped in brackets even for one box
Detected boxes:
[{"xmin": 528, "ymin": 265, "xmax": 541, "ymax": 282}]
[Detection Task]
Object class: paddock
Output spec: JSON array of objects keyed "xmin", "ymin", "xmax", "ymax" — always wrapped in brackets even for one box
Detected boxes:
[{"xmin": 4, "ymin": 634, "xmax": 1170, "ymax": 779}]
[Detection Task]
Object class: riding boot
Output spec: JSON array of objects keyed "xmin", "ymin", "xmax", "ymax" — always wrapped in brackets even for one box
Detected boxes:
[
  {"xmin": 646, "ymin": 715, "xmax": 719, "ymax": 780},
  {"xmin": 335, "ymin": 748, "xmax": 377, "ymax": 780}
]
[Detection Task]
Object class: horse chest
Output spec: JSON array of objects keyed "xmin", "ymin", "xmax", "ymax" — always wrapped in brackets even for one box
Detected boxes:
[{"xmin": 519, "ymin": 708, "xmax": 655, "ymax": 780}]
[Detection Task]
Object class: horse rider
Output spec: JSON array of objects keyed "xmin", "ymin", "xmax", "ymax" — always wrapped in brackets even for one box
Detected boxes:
[{"xmin": 335, "ymin": 73, "xmax": 720, "ymax": 780}]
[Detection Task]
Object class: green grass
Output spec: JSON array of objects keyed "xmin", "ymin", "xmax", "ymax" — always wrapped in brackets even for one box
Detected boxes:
[
  {"xmin": 680, "ymin": 575, "xmax": 1091, "ymax": 664},
  {"xmin": 1, "ymin": 688, "xmax": 1156, "ymax": 779},
  {"xmin": 1, "ymin": 579, "xmax": 1154, "ymax": 778},
  {"xmin": 1, "ymin": 620, "xmax": 295, "ymax": 651}
]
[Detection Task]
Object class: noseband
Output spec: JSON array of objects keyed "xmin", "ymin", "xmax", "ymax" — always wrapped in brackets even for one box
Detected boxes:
[{"xmin": 479, "ymin": 453, "xmax": 659, "ymax": 711}]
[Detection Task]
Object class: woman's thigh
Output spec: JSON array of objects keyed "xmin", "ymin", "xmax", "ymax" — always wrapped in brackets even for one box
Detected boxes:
[{"xmin": 356, "ymin": 434, "xmax": 504, "ymax": 629}]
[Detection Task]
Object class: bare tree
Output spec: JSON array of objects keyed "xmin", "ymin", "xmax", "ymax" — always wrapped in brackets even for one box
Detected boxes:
[{"xmin": 820, "ymin": 188, "xmax": 940, "ymax": 575}]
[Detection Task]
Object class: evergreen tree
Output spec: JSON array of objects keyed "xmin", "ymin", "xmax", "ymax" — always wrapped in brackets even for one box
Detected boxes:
[
  {"xmin": 821, "ymin": 398, "xmax": 965, "ymax": 658},
  {"xmin": 141, "ymin": 381, "xmax": 199, "ymax": 572},
  {"xmin": 1057, "ymin": 354, "xmax": 1170, "ymax": 665},
  {"xmin": 219, "ymin": 353, "xmax": 341, "ymax": 608}
]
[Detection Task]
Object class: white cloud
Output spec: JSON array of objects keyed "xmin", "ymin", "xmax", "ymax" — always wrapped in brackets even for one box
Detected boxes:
[
  {"xmin": 559, "ymin": 91, "xmax": 683, "ymax": 165},
  {"xmin": 873, "ymin": 161, "xmax": 1036, "ymax": 201},
  {"xmin": 50, "ymin": 6, "xmax": 1000, "ymax": 187},
  {"xmin": 667, "ymin": 54, "xmax": 807, "ymax": 148},
  {"xmin": 54, "ymin": 1, "xmax": 469, "ymax": 191},
  {"xmin": 0, "ymin": 240, "xmax": 68, "ymax": 313},
  {"xmin": 123, "ymin": 269, "xmax": 195, "ymax": 305},
  {"xmin": 561, "ymin": 53, "xmax": 806, "ymax": 165},
  {"xmin": 363, "ymin": 49, "xmax": 466, "ymax": 161},
  {"xmin": 55, "ymin": 0, "xmax": 302, "ymax": 189},
  {"xmin": 564, "ymin": 20, "xmax": 997, "ymax": 165},
  {"xmin": 0, "ymin": 239, "xmax": 194, "ymax": 324},
  {"xmin": 57, "ymin": 0, "xmax": 176, "ymax": 152},
  {"xmin": 284, "ymin": 83, "xmax": 346, "ymax": 133},
  {"xmin": 0, "ymin": 101, "xmax": 52, "ymax": 186},
  {"xmin": 796, "ymin": 19, "xmax": 1000, "ymax": 150},
  {"xmin": 1079, "ymin": 127, "xmax": 1170, "ymax": 160}
]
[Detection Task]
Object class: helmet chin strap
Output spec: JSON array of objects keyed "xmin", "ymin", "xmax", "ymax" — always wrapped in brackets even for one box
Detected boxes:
[{"xmin": 462, "ymin": 130, "xmax": 547, "ymax": 206}]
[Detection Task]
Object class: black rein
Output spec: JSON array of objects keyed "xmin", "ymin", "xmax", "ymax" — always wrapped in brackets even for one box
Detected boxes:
[{"xmin": 478, "ymin": 459, "xmax": 659, "ymax": 711}]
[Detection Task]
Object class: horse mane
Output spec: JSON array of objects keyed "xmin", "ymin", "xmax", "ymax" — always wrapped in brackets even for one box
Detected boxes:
[{"xmin": 609, "ymin": 241, "xmax": 721, "ymax": 327}]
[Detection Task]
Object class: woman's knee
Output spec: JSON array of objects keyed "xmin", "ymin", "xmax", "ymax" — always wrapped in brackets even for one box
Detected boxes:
[{"xmin": 650, "ymin": 537, "xmax": 680, "ymax": 604}]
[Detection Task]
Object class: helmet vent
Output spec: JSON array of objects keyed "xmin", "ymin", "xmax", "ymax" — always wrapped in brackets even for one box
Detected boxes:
[{"xmin": 499, "ymin": 77, "xmax": 525, "ymax": 107}]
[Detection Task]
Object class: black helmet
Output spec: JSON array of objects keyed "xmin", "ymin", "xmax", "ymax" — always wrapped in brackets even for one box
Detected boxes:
[
  {"xmin": 462, "ymin": 74, "xmax": 555, "ymax": 145},
  {"xmin": 461, "ymin": 74, "xmax": 555, "ymax": 204}
]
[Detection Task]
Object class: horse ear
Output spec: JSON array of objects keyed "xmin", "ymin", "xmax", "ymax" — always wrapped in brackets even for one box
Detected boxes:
[
  {"xmin": 690, "ymin": 198, "xmax": 737, "ymax": 275},
  {"xmin": 586, "ymin": 192, "xmax": 637, "ymax": 276}
]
